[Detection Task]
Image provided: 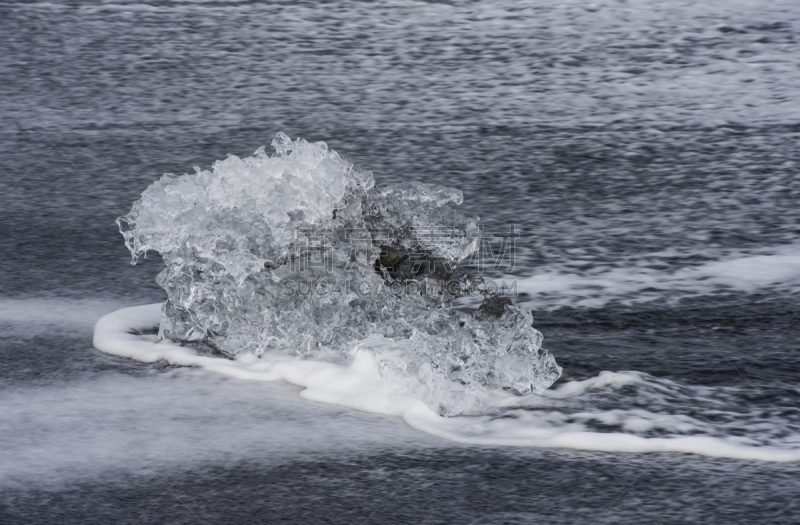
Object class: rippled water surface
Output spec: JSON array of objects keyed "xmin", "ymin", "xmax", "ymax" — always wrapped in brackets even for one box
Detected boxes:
[{"xmin": 1, "ymin": 0, "xmax": 799, "ymax": 523}]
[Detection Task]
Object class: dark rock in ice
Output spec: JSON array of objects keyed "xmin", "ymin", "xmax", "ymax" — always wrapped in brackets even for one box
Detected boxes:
[
  {"xmin": 378, "ymin": 245, "xmax": 400, "ymax": 270},
  {"xmin": 474, "ymin": 294, "xmax": 514, "ymax": 321}
]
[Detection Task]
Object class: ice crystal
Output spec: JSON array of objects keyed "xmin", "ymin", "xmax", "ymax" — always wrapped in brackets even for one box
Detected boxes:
[{"xmin": 118, "ymin": 133, "xmax": 561, "ymax": 415}]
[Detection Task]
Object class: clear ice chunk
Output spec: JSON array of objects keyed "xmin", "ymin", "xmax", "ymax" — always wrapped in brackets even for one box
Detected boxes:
[{"xmin": 118, "ymin": 134, "xmax": 561, "ymax": 415}]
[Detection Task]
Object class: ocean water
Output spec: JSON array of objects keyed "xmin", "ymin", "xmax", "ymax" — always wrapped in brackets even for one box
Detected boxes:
[{"xmin": 2, "ymin": 0, "xmax": 800, "ymax": 523}]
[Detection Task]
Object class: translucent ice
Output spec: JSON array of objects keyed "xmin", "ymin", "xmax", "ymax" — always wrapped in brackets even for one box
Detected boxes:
[{"xmin": 118, "ymin": 133, "xmax": 561, "ymax": 415}]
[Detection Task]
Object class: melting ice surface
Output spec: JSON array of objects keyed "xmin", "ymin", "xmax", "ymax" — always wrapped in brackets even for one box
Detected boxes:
[{"xmin": 116, "ymin": 134, "xmax": 561, "ymax": 416}]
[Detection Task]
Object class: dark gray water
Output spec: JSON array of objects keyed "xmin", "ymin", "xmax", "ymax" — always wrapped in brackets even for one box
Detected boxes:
[{"xmin": 1, "ymin": 0, "xmax": 799, "ymax": 523}]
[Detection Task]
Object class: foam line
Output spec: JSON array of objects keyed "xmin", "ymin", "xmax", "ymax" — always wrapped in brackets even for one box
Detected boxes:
[
  {"xmin": 94, "ymin": 304, "xmax": 800, "ymax": 462},
  {"xmin": 0, "ymin": 298, "xmax": 126, "ymax": 334},
  {"xmin": 513, "ymin": 244, "xmax": 800, "ymax": 309}
]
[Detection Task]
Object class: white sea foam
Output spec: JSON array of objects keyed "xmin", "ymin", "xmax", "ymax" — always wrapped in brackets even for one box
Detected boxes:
[
  {"xmin": 0, "ymin": 298, "xmax": 128, "ymax": 335},
  {"xmin": 512, "ymin": 243, "xmax": 800, "ymax": 309},
  {"xmin": 93, "ymin": 304, "xmax": 800, "ymax": 463},
  {"xmin": 0, "ymin": 363, "xmax": 433, "ymax": 489}
]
